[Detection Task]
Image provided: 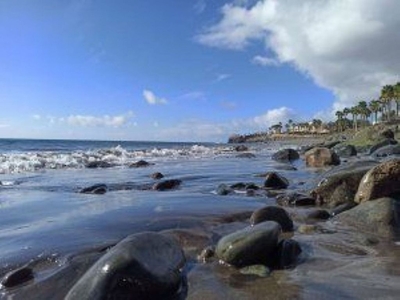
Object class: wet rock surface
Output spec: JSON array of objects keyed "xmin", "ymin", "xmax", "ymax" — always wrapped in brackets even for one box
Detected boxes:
[
  {"xmin": 264, "ymin": 172, "xmax": 289, "ymax": 189},
  {"xmin": 371, "ymin": 144, "xmax": 400, "ymax": 158},
  {"xmin": 369, "ymin": 138, "xmax": 398, "ymax": 154},
  {"xmin": 1, "ymin": 267, "xmax": 34, "ymax": 288},
  {"xmin": 332, "ymin": 143, "xmax": 357, "ymax": 157},
  {"xmin": 129, "ymin": 160, "xmax": 155, "ymax": 168},
  {"xmin": 355, "ymin": 159, "xmax": 400, "ymax": 203},
  {"xmin": 79, "ymin": 184, "xmax": 108, "ymax": 194},
  {"xmin": 152, "ymin": 179, "xmax": 182, "ymax": 191},
  {"xmin": 215, "ymin": 221, "xmax": 281, "ymax": 268},
  {"xmin": 151, "ymin": 172, "xmax": 165, "ymax": 180},
  {"xmin": 270, "ymin": 239, "xmax": 302, "ymax": 269},
  {"xmin": 276, "ymin": 192, "xmax": 316, "ymax": 207},
  {"xmin": 250, "ymin": 206, "xmax": 293, "ymax": 232},
  {"xmin": 65, "ymin": 232, "xmax": 186, "ymax": 300},
  {"xmin": 85, "ymin": 161, "xmax": 114, "ymax": 169}
]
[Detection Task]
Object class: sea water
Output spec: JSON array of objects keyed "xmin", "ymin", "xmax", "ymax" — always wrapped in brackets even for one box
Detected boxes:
[{"xmin": 1, "ymin": 138, "xmax": 400, "ymax": 299}]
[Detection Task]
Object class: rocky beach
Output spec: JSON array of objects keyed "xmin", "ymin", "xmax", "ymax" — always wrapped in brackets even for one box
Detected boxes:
[{"xmin": 0, "ymin": 129, "xmax": 400, "ymax": 299}]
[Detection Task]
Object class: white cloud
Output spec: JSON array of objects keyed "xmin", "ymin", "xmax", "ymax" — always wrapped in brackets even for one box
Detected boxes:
[
  {"xmin": 252, "ymin": 107, "xmax": 296, "ymax": 128},
  {"xmin": 32, "ymin": 114, "xmax": 41, "ymax": 120},
  {"xmin": 252, "ymin": 55, "xmax": 279, "ymax": 67},
  {"xmin": 66, "ymin": 111, "xmax": 134, "ymax": 127},
  {"xmin": 194, "ymin": 0, "xmax": 206, "ymax": 14},
  {"xmin": 216, "ymin": 73, "xmax": 231, "ymax": 82},
  {"xmin": 143, "ymin": 89, "xmax": 168, "ymax": 105},
  {"xmin": 179, "ymin": 91, "xmax": 206, "ymax": 101},
  {"xmin": 197, "ymin": 0, "xmax": 400, "ymax": 109}
]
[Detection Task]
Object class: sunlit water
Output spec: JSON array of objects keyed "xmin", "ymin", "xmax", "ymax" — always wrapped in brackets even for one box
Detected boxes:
[{"xmin": 0, "ymin": 138, "xmax": 399, "ymax": 299}]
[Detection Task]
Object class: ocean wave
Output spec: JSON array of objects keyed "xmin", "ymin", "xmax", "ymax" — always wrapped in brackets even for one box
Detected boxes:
[{"xmin": 0, "ymin": 145, "xmax": 235, "ymax": 174}]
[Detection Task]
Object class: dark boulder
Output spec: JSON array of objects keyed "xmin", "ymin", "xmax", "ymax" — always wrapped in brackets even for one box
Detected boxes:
[
  {"xmin": 215, "ymin": 221, "xmax": 281, "ymax": 268},
  {"xmin": 379, "ymin": 128, "xmax": 395, "ymax": 140},
  {"xmin": 306, "ymin": 209, "xmax": 331, "ymax": 220},
  {"xmin": 151, "ymin": 172, "xmax": 164, "ymax": 180},
  {"xmin": 129, "ymin": 160, "xmax": 155, "ymax": 168},
  {"xmin": 86, "ymin": 161, "xmax": 113, "ymax": 169},
  {"xmin": 276, "ymin": 192, "xmax": 316, "ymax": 207},
  {"xmin": 1, "ymin": 267, "xmax": 34, "ymax": 288},
  {"xmin": 216, "ymin": 184, "xmax": 233, "ymax": 196},
  {"xmin": 272, "ymin": 149, "xmax": 300, "ymax": 162},
  {"xmin": 264, "ymin": 172, "xmax": 289, "ymax": 189},
  {"xmin": 152, "ymin": 179, "xmax": 182, "ymax": 191},
  {"xmin": 65, "ymin": 232, "xmax": 186, "ymax": 300},
  {"xmin": 270, "ymin": 239, "xmax": 302, "ymax": 269},
  {"xmin": 250, "ymin": 206, "xmax": 293, "ymax": 232},
  {"xmin": 371, "ymin": 144, "xmax": 400, "ymax": 158},
  {"xmin": 234, "ymin": 145, "xmax": 248, "ymax": 152},
  {"xmin": 80, "ymin": 184, "xmax": 108, "ymax": 195}
]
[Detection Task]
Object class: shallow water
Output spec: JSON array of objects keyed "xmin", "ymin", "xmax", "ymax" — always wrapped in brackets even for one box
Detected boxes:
[{"xmin": 0, "ymin": 139, "xmax": 399, "ymax": 299}]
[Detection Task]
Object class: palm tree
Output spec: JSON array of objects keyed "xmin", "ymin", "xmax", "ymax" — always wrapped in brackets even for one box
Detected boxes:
[
  {"xmin": 380, "ymin": 84, "xmax": 394, "ymax": 121},
  {"xmin": 357, "ymin": 101, "xmax": 371, "ymax": 128},
  {"xmin": 369, "ymin": 100, "xmax": 380, "ymax": 124},
  {"xmin": 394, "ymin": 82, "xmax": 400, "ymax": 118},
  {"xmin": 335, "ymin": 111, "xmax": 344, "ymax": 132},
  {"xmin": 350, "ymin": 106, "xmax": 360, "ymax": 131}
]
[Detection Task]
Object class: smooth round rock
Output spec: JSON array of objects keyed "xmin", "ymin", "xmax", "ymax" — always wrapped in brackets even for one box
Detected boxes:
[
  {"xmin": 65, "ymin": 232, "xmax": 185, "ymax": 300},
  {"xmin": 306, "ymin": 209, "xmax": 331, "ymax": 220},
  {"xmin": 272, "ymin": 239, "xmax": 302, "ymax": 269},
  {"xmin": 152, "ymin": 179, "xmax": 182, "ymax": 191},
  {"xmin": 305, "ymin": 147, "xmax": 340, "ymax": 167},
  {"xmin": 250, "ymin": 206, "xmax": 293, "ymax": 232},
  {"xmin": 129, "ymin": 160, "xmax": 155, "ymax": 168},
  {"xmin": 215, "ymin": 221, "xmax": 281, "ymax": 268},
  {"xmin": 151, "ymin": 172, "xmax": 164, "ymax": 179},
  {"xmin": 1, "ymin": 267, "xmax": 34, "ymax": 288}
]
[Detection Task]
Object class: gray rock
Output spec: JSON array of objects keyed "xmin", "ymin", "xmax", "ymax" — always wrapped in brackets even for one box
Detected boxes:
[
  {"xmin": 305, "ymin": 147, "xmax": 340, "ymax": 167},
  {"xmin": 369, "ymin": 139, "xmax": 398, "ymax": 155},
  {"xmin": 355, "ymin": 159, "xmax": 400, "ymax": 203},
  {"xmin": 371, "ymin": 144, "xmax": 400, "ymax": 158},
  {"xmin": 310, "ymin": 160, "xmax": 378, "ymax": 208},
  {"xmin": 151, "ymin": 172, "xmax": 164, "ymax": 180},
  {"xmin": 65, "ymin": 232, "xmax": 185, "ymax": 300},
  {"xmin": 86, "ymin": 161, "xmax": 113, "ymax": 169},
  {"xmin": 215, "ymin": 221, "xmax": 281, "ymax": 267},
  {"xmin": 216, "ymin": 184, "xmax": 233, "ymax": 195},
  {"xmin": 306, "ymin": 209, "xmax": 331, "ymax": 220},
  {"xmin": 333, "ymin": 144, "xmax": 357, "ymax": 158},
  {"xmin": 264, "ymin": 172, "xmax": 289, "ymax": 189},
  {"xmin": 335, "ymin": 197, "xmax": 398, "ymax": 238},
  {"xmin": 250, "ymin": 206, "xmax": 293, "ymax": 232},
  {"xmin": 234, "ymin": 145, "xmax": 248, "ymax": 152},
  {"xmin": 272, "ymin": 149, "xmax": 300, "ymax": 162}
]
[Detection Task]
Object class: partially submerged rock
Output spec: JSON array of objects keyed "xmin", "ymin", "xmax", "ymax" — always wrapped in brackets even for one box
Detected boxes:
[
  {"xmin": 151, "ymin": 172, "xmax": 164, "ymax": 179},
  {"xmin": 305, "ymin": 147, "xmax": 340, "ymax": 168},
  {"xmin": 355, "ymin": 159, "xmax": 400, "ymax": 203},
  {"xmin": 129, "ymin": 160, "xmax": 155, "ymax": 168},
  {"xmin": 371, "ymin": 144, "xmax": 400, "ymax": 158},
  {"xmin": 215, "ymin": 221, "xmax": 281, "ymax": 268},
  {"xmin": 276, "ymin": 192, "xmax": 316, "ymax": 207},
  {"xmin": 264, "ymin": 172, "xmax": 289, "ymax": 189},
  {"xmin": 332, "ymin": 144, "xmax": 357, "ymax": 158},
  {"xmin": 369, "ymin": 139, "xmax": 398, "ymax": 155},
  {"xmin": 85, "ymin": 161, "xmax": 114, "ymax": 169},
  {"xmin": 79, "ymin": 184, "xmax": 108, "ymax": 195},
  {"xmin": 335, "ymin": 197, "xmax": 399, "ymax": 238},
  {"xmin": 272, "ymin": 149, "xmax": 300, "ymax": 162},
  {"xmin": 250, "ymin": 206, "xmax": 293, "ymax": 232},
  {"xmin": 270, "ymin": 239, "xmax": 302, "ymax": 269},
  {"xmin": 65, "ymin": 232, "xmax": 186, "ymax": 300},
  {"xmin": 152, "ymin": 179, "xmax": 182, "ymax": 191}
]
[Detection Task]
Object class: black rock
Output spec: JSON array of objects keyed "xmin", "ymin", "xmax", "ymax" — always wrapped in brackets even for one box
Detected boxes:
[
  {"xmin": 234, "ymin": 145, "xmax": 249, "ymax": 152},
  {"xmin": 65, "ymin": 232, "xmax": 186, "ymax": 300},
  {"xmin": 371, "ymin": 144, "xmax": 400, "ymax": 158},
  {"xmin": 380, "ymin": 128, "xmax": 395, "ymax": 139},
  {"xmin": 272, "ymin": 149, "xmax": 300, "ymax": 162},
  {"xmin": 129, "ymin": 160, "xmax": 155, "ymax": 168},
  {"xmin": 250, "ymin": 206, "xmax": 293, "ymax": 232},
  {"xmin": 151, "ymin": 172, "xmax": 164, "ymax": 180},
  {"xmin": 152, "ymin": 179, "xmax": 182, "ymax": 191},
  {"xmin": 216, "ymin": 184, "xmax": 233, "ymax": 195},
  {"xmin": 80, "ymin": 184, "xmax": 108, "ymax": 194},
  {"xmin": 306, "ymin": 209, "xmax": 331, "ymax": 220},
  {"xmin": 86, "ymin": 161, "xmax": 113, "ymax": 169},
  {"xmin": 333, "ymin": 144, "xmax": 357, "ymax": 158},
  {"xmin": 271, "ymin": 239, "xmax": 302, "ymax": 269},
  {"xmin": 1, "ymin": 267, "xmax": 34, "ymax": 288},
  {"xmin": 276, "ymin": 192, "xmax": 316, "ymax": 207},
  {"xmin": 264, "ymin": 172, "xmax": 289, "ymax": 189}
]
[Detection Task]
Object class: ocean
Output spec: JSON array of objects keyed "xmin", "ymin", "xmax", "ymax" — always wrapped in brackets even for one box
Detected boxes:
[{"xmin": 1, "ymin": 138, "xmax": 399, "ymax": 299}]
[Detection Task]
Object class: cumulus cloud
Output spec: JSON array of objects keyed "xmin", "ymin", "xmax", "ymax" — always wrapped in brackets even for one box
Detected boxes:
[
  {"xmin": 143, "ymin": 89, "xmax": 168, "ymax": 105},
  {"xmin": 197, "ymin": 0, "xmax": 400, "ymax": 108},
  {"xmin": 66, "ymin": 111, "xmax": 134, "ymax": 127},
  {"xmin": 252, "ymin": 107, "xmax": 296, "ymax": 128}
]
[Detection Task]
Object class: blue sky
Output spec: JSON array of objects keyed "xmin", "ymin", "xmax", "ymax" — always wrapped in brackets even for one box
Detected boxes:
[{"xmin": 0, "ymin": 0, "xmax": 399, "ymax": 142}]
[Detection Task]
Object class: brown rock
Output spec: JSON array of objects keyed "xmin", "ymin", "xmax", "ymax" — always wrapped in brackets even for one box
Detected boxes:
[
  {"xmin": 355, "ymin": 159, "xmax": 400, "ymax": 203},
  {"xmin": 305, "ymin": 147, "xmax": 340, "ymax": 167}
]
